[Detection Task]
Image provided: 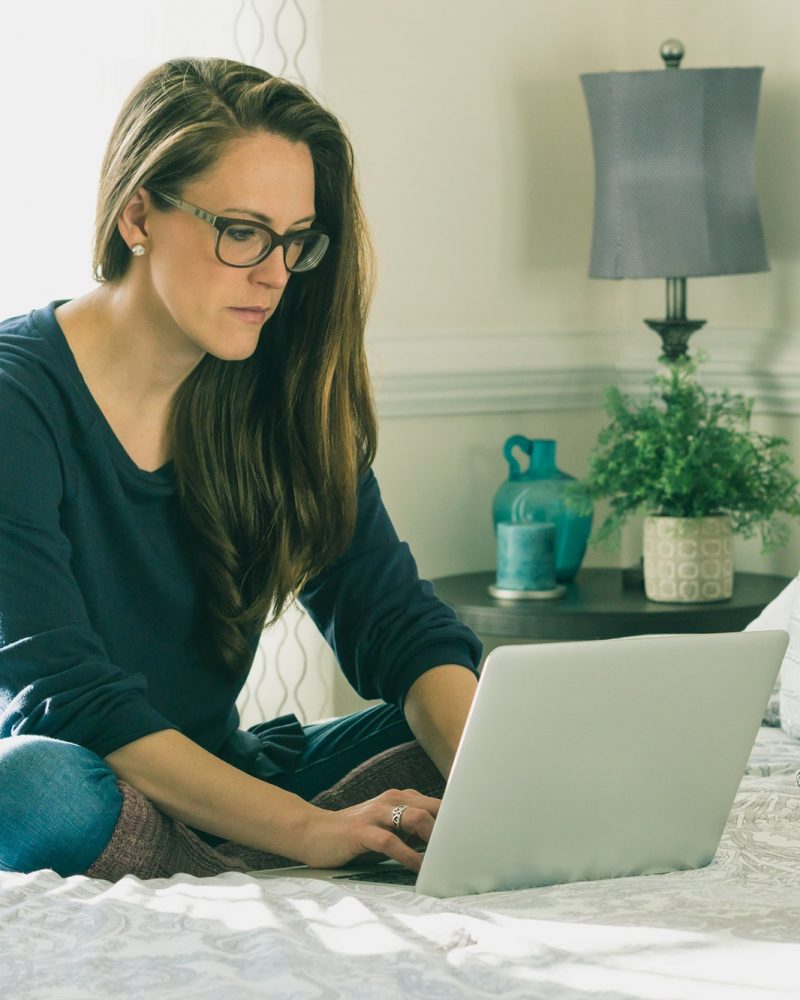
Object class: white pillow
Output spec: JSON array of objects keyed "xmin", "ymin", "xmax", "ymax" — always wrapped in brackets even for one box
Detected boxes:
[{"xmin": 744, "ymin": 575, "xmax": 799, "ymax": 732}]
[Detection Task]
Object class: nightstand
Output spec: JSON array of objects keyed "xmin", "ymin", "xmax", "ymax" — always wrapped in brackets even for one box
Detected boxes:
[{"xmin": 432, "ymin": 567, "xmax": 791, "ymax": 659}]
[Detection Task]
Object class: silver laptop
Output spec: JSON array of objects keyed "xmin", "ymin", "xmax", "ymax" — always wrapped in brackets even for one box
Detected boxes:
[{"xmin": 257, "ymin": 630, "xmax": 787, "ymax": 898}]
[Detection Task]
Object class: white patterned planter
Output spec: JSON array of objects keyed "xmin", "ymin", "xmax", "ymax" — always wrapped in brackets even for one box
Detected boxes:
[{"xmin": 643, "ymin": 515, "xmax": 734, "ymax": 603}]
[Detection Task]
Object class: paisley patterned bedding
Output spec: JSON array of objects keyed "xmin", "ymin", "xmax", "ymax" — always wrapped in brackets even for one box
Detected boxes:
[{"xmin": 3, "ymin": 726, "xmax": 799, "ymax": 1000}]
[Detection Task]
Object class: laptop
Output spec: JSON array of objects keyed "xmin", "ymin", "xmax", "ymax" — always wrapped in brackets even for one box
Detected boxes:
[{"xmin": 256, "ymin": 629, "xmax": 788, "ymax": 898}]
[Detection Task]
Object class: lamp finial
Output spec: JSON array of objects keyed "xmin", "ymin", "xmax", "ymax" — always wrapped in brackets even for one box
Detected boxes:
[{"xmin": 660, "ymin": 39, "xmax": 685, "ymax": 69}]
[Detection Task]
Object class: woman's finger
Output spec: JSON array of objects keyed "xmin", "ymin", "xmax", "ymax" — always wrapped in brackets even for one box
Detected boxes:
[
  {"xmin": 385, "ymin": 803, "xmax": 435, "ymax": 844},
  {"xmin": 391, "ymin": 790, "xmax": 442, "ymax": 818},
  {"xmin": 358, "ymin": 825, "xmax": 426, "ymax": 873}
]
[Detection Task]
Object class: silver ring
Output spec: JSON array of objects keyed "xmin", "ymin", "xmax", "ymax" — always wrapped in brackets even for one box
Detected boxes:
[{"xmin": 391, "ymin": 804, "xmax": 408, "ymax": 831}]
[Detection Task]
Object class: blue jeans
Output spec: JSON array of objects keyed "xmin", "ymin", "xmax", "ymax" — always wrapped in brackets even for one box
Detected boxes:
[{"xmin": 0, "ymin": 703, "xmax": 414, "ymax": 877}]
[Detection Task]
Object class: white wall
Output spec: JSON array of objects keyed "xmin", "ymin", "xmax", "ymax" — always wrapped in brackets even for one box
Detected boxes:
[
  {"xmin": 0, "ymin": 0, "xmax": 321, "ymax": 319},
  {"xmin": 318, "ymin": 0, "xmax": 800, "ymax": 354},
  {"xmin": 317, "ymin": 0, "xmax": 800, "ymax": 592}
]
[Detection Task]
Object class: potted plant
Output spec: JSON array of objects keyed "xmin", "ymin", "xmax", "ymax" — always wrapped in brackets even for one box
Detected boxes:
[{"xmin": 583, "ymin": 356, "xmax": 800, "ymax": 603}]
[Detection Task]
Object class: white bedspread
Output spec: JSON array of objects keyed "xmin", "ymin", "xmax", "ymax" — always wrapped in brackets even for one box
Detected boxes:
[{"xmin": 3, "ymin": 727, "xmax": 800, "ymax": 1000}]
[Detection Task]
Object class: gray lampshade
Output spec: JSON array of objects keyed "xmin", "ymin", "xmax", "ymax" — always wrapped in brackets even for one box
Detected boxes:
[{"xmin": 581, "ymin": 67, "xmax": 769, "ymax": 279}]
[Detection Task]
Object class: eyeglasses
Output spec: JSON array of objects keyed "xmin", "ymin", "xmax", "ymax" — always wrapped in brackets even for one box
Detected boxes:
[{"xmin": 149, "ymin": 191, "xmax": 330, "ymax": 272}]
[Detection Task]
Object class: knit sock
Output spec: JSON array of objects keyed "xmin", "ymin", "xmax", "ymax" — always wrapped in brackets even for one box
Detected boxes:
[
  {"xmin": 85, "ymin": 740, "xmax": 443, "ymax": 881},
  {"xmin": 84, "ymin": 780, "xmax": 252, "ymax": 881}
]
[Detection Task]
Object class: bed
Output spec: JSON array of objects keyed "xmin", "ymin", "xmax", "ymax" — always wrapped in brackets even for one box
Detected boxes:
[{"xmin": 2, "ymin": 725, "xmax": 799, "ymax": 1000}]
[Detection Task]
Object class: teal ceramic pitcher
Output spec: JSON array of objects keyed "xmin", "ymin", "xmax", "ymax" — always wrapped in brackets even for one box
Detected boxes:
[{"xmin": 492, "ymin": 437, "xmax": 593, "ymax": 582}]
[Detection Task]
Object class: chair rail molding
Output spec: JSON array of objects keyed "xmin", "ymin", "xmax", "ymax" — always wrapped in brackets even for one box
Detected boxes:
[{"xmin": 369, "ymin": 325, "xmax": 800, "ymax": 418}]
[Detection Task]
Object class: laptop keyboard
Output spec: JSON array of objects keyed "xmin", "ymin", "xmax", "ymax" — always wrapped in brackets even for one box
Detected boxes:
[{"xmin": 333, "ymin": 869, "xmax": 419, "ymax": 886}]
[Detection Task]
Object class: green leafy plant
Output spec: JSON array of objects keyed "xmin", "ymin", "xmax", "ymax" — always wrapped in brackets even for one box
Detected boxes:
[{"xmin": 584, "ymin": 356, "xmax": 800, "ymax": 551}]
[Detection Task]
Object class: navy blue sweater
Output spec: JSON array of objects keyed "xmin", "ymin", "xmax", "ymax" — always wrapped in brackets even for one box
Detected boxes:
[{"xmin": 0, "ymin": 304, "xmax": 481, "ymax": 778}]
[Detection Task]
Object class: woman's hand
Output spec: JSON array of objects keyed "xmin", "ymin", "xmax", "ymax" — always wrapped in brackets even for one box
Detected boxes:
[{"xmin": 300, "ymin": 789, "xmax": 441, "ymax": 872}]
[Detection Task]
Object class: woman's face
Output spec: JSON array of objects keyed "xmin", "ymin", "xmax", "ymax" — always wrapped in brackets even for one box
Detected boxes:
[{"xmin": 135, "ymin": 131, "xmax": 317, "ymax": 362}]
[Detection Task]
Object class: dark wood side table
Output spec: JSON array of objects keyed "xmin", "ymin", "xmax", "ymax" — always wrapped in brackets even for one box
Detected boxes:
[{"xmin": 432, "ymin": 567, "xmax": 792, "ymax": 657}]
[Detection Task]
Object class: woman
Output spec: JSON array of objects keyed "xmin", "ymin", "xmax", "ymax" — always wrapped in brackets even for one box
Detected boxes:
[{"xmin": 0, "ymin": 58, "xmax": 481, "ymax": 878}]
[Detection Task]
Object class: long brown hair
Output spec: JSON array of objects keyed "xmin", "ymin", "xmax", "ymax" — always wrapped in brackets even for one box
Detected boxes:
[{"xmin": 94, "ymin": 58, "xmax": 377, "ymax": 675}]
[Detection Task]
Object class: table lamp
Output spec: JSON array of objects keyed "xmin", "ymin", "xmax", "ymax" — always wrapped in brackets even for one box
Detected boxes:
[{"xmin": 580, "ymin": 40, "xmax": 769, "ymax": 360}]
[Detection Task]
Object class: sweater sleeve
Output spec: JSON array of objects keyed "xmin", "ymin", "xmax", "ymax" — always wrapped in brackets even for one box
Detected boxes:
[
  {"xmin": 0, "ymin": 381, "xmax": 176, "ymax": 757},
  {"xmin": 298, "ymin": 468, "xmax": 482, "ymax": 707}
]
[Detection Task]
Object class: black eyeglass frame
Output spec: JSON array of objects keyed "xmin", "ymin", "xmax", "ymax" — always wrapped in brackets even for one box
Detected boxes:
[{"xmin": 149, "ymin": 190, "xmax": 330, "ymax": 272}]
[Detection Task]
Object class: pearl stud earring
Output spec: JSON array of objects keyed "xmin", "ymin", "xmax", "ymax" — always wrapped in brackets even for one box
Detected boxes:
[{"xmin": 131, "ymin": 244, "xmax": 146, "ymax": 257}]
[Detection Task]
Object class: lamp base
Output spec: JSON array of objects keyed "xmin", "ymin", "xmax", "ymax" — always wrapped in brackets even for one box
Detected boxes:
[{"xmin": 644, "ymin": 318, "xmax": 706, "ymax": 361}]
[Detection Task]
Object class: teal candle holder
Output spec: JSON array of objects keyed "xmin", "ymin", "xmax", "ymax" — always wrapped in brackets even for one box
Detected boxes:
[
  {"xmin": 492, "ymin": 437, "xmax": 593, "ymax": 583},
  {"xmin": 490, "ymin": 521, "xmax": 566, "ymax": 601}
]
